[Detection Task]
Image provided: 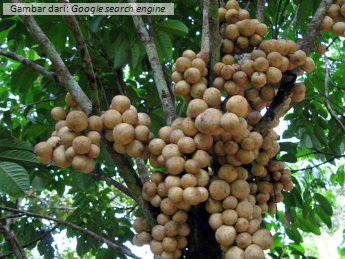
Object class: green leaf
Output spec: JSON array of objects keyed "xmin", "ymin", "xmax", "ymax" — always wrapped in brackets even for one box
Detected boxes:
[
  {"xmin": 31, "ymin": 175, "xmax": 47, "ymax": 192},
  {"xmin": 300, "ymin": 133, "xmax": 313, "ymax": 149},
  {"xmin": 290, "ymin": 243, "xmax": 305, "ymax": 255},
  {"xmin": 0, "ymin": 138, "xmax": 33, "ymax": 151},
  {"xmin": 157, "ymin": 19, "xmax": 189, "ymax": 37},
  {"xmin": 332, "ymin": 164, "xmax": 344, "ymax": 186},
  {"xmin": 315, "ymin": 207, "xmax": 332, "ymax": 228},
  {"xmin": 130, "ymin": 42, "xmax": 140, "ymax": 69},
  {"xmin": 0, "ymin": 162, "xmax": 30, "ymax": 196},
  {"xmin": 281, "ymin": 153, "xmax": 297, "ymax": 163},
  {"xmin": 113, "ymin": 37, "xmax": 129, "ymax": 69},
  {"xmin": 155, "ymin": 30, "xmax": 173, "ymax": 61},
  {"xmin": 90, "ymin": 16, "xmax": 106, "ymax": 33},
  {"xmin": 11, "ymin": 64, "xmax": 40, "ymax": 92},
  {"xmin": 314, "ymin": 193, "xmax": 333, "ymax": 216},
  {"xmin": 0, "ymin": 150, "xmax": 39, "ymax": 167}
]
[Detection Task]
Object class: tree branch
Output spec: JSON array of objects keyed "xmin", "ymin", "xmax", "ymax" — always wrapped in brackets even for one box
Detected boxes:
[
  {"xmin": 324, "ymin": 55, "xmax": 345, "ymax": 134},
  {"xmin": 0, "ymin": 49, "xmax": 56, "ymax": 81},
  {"xmin": 201, "ymin": 0, "xmax": 210, "ymax": 52},
  {"xmin": 256, "ymin": 0, "xmax": 266, "ymax": 23},
  {"xmin": 10, "ymin": 0, "xmax": 92, "ymax": 115},
  {"xmin": 128, "ymin": 0, "xmax": 176, "ymax": 125},
  {"xmin": 291, "ymin": 156, "xmax": 339, "ymax": 172},
  {"xmin": 245, "ymin": 0, "xmax": 251, "ymax": 10},
  {"xmin": 98, "ymin": 173, "xmax": 136, "ymax": 200},
  {"xmin": 209, "ymin": 0, "xmax": 221, "ymax": 84},
  {"xmin": 253, "ymin": 71, "xmax": 297, "ymax": 132},
  {"xmin": 296, "ymin": 149, "xmax": 345, "ymax": 159},
  {"xmin": 135, "ymin": 158, "xmax": 150, "ymax": 183},
  {"xmin": 254, "ymin": 0, "xmax": 333, "ymax": 133},
  {"xmin": 0, "ymin": 223, "xmax": 26, "ymax": 259},
  {"xmin": 0, "ymin": 206, "xmax": 139, "ymax": 259},
  {"xmin": 0, "ymin": 224, "xmax": 59, "ymax": 259},
  {"xmin": 63, "ymin": 15, "xmax": 100, "ymax": 114},
  {"xmin": 298, "ymin": 0, "xmax": 333, "ymax": 54}
]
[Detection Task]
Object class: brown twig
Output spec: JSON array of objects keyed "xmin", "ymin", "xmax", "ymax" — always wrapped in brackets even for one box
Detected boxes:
[
  {"xmin": 10, "ymin": 0, "xmax": 92, "ymax": 115},
  {"xmin": 0, "ymin": 49, "xmax": 56, "ymax": 81},
  {"xmin": 297, "ymin": 149, "xmax": 345, "ymax": 159},
  {"xmin": 0, "ymin": 214, "xmax": 23, "ymax": 221},
  {"xmin": 0, "ymin": 224, "xmax": 59, "ymax": 259},
  {"xmin": 0, "ymin": 223, "xmax": 26, "ymax": 259},
  {"xmin": 245, "ymin": 0, "xmax": 251, "ymax": 10},
  {"xmin": 324, "ymin": 55, "xmax": 345, "ymax": 134},
  {"xmin": 256, "ymin": 0, "xmax": 266, "ymax": 23},
  {"xmin": 63, "ymin": 14, "xmax": 100, "ymax": 115},
  {"xmin": 128, "ymin": 0, "xmax": 176, "ymax": 125},
  {"xmin": 291, "ymin": 156, "xmax": 339, "ymax": 172},
  {"xmin": 99, "ymin": 173, "xmax": 136, "ymax": 200},
  {"xmin": 0, "ymin": 206, "xmax": 139, "ymax": 259},
  {"xmin": 298, "ymin": 0, "xmax": 333, "ymax": 54}
]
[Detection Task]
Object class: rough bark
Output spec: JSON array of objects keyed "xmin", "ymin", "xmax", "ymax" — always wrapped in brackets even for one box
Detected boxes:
[
  {"xmin": 256, "ymin": 0, "xmax": 266, "ymax": 23},
  {"xmin": 201, "ymin": 0, "xmax": 210, "ymax": 52},
  {"xmin": 209, "ymin": 0, "xmax": 221, "ymax": 85}
]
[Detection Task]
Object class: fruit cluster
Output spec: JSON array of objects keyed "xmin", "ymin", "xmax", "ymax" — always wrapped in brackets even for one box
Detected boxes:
[
  {"xmin": 34, "ymin": 93, "xmax": 153, "ymax": 173},
  {"xmin": 34, "ymin": 93, "xmax": 101, "ymax": 173},
  {"xmin": 172, "ymin": 50, "xmax": 209, "ymax": 101},
  {"xmin": 131, "ymin": 0, "xmax": 315, "ymax": 257},
  {"xmin": 102, "ymin": 95, "xmax": 153, "ymax": 159},
  {"xmin": 33, "ymin": 0, "xmax": 342, "ymax": 258},
  {"xmin": 218, "ymin": 1, "xmax": 267, "ymax": 54}
]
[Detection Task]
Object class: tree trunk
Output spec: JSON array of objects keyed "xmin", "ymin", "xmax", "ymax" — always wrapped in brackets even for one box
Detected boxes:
[{"xmin": 185, "ymin": 205, "xmax": 221, "ymax": 259}]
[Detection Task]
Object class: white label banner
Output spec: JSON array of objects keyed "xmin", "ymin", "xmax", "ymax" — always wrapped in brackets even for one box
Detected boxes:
[{"xmin": 3, "ymin": 3, "xmax": 174, "ymax": 16}]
